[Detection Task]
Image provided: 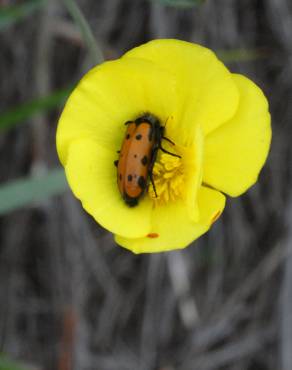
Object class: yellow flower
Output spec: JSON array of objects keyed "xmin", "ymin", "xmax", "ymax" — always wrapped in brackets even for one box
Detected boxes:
[{"xmin": 56, "ymin": 39, "xmax": 271, "ymax": 254}]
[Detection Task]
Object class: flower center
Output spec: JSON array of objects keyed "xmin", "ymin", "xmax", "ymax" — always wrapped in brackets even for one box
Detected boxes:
[{"xmin": 148, "ymin": 153, "xmax": 184, "ymax": 205}]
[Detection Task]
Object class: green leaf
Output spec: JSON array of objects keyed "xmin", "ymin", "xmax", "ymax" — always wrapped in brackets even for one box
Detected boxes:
[
  {"xmin": 0, "ymin": 0, "xmax": 47, "ymax": 30},
  {"xmin": 62, "ymin": 0, "xmax": 104, "ymax": 66},
  {"xmin": 0, "ymin": 168, "xmax": 68, "ymax": 215},
  {"xmin": 217, "ymin": 48, "xmax": 266, "ymax": 63},
  {"xmin": 0, "ymin": 354, "xmax": 30, "ymax": 370},
  {"xmin": 150, "ymin": 0, "xmax": 205, "ymax": 7},
  {"xmin": 0, "ymin": 87, "xmax": 73, "ymax": 131}
]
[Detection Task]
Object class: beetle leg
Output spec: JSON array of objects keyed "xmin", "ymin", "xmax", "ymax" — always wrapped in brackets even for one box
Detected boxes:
[
  {"xmin": 148, "ymin": 146, "xmax": 159, "ymax": 198},
  {"xmin": 160, "ymin": 146, "xmax": 181, "ymax": 158},
  {"xmin": 162, "ymin": 136, "xmax": 175, "ymax": 146},
  {"xmin": 149, "ymin": 171, "xmax": 158, "ymax": 198}
]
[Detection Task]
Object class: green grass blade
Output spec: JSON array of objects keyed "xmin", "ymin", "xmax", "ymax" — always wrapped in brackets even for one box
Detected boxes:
[
  {"xmin": 0, "ymin": 87, "xmax": 73, "ymax": 131},
  {"xmin": 0, "ymin": 355, "xmax": 30, "ymax": 370},
  {"xmin": 62, "ymin": 0, "xmax": 104, "ymax": 65},
  {"xmin": 0, "ymin": 168, "xmax": 68, "ymax": 215},
  {"xmin": 217, "ymin": 48, "xmax": 266, "ymax": 63},
  {"xmin": 150, "ymin": 0, "xmax": 205, "ymax": 7},
  {"xmin": 0, "ymin": 0, "xmax": 47, "ymax": 30}
]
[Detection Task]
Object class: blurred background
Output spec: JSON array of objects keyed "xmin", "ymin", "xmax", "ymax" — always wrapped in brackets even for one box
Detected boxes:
[{"xmin": 0, "ymin": 0, "xmax": 292, "ymax": 369}]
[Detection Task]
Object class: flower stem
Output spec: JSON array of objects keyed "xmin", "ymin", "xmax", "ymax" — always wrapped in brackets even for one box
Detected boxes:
[{"xmin": 62, "ymin": 0, "xmax": 104, "ymax": 65}]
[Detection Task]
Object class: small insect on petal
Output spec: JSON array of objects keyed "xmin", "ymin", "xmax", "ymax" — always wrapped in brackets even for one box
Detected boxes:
[{"xmin": 116, "ymin": 113, "xmax": 179, "ymax": 207}]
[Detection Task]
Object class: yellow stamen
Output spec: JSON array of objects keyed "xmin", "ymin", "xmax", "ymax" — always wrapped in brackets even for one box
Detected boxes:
[{"xmin": 148, "ymin": 153, "xmax": 184, "ymax": 206}]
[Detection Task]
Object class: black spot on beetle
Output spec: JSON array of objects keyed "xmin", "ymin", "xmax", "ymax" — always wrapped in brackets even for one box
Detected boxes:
[
  {"xmin": 138, "ymin": 176, "xmax": 146, "ymax": 189},
  {"xmin": 136, "ymin": 134, "xmax": 142, "ymax": 140},
  {"xmin": 114, "ymin": 160, "xmax": 118, "ymax": 167},
  {"xmin": 123, "ymin": 193, "xmax": 138, "ymax": 207},
  {"xmin": 126, "ymin": 134, "xmax": 130, "ymax": 139},
  {"xmin": 134, "ymin": 154, "xmax": 137, "ymax": 158},
  {"xmin": 128, "ymin": 174, "xmax": 133, "ymax": 182},
  {"xmin": 141, "ymin": 156, "xmax": 148, "ymax": 166}
]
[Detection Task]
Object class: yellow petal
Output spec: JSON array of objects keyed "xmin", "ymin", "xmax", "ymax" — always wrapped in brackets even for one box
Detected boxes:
[
  {"xmin": 115, "ymin": 186, "xmax": 225, "ymax": 254},
  {"xmin": 57, "ymin": 57, "xmax": 177, "ymax": 166},
  {"xmin": 65, "ymin": 139, "xmax": 153, "ymax": 238},
  {"xmin": 179, "ymin": 123, "xmax": 204, "ymax": 222},
  {"xmin": 123, "ymin": 39, "xmax": 239, "ymax": 138},
  {"xmin": 203, "ymin": 74, "xmax": 271, "ymax": 197}
]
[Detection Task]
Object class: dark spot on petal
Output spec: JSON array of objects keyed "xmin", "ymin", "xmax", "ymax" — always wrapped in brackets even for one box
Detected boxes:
[
  {"xmin": 134, "ymin": 154, "xmax": 137, "ymax": 158},
  {"xmin": 126, "ymin": 134, "xmax": 130, "ymax": 139},
  {"xmin": 114, "ymin": 160, "xmax": 118, "ymax": 167},
  {"xmin": 138, "ymin": 176, "xmax": 146, "ymax": 189},
  {"xmin": 147, "ymin": 233, "xmax": 159, "ymax": 239},
  {"xmin": 136, "ymin": 134, "xmax": 142, "ymax": 140},
  {"xmin": 128, "ymin": 174, "xmax": 133, "ymax": 182},
  {"xmin": 117, "ymin": 150, "xmax": 120, "ymax": 154},
  {"xmin": 141, "ymin": 155, "xmax": 148, "ymax": 166},
  {"xmin": 119, "ymin": 174, "xmax": 122, "ymax": 180}
]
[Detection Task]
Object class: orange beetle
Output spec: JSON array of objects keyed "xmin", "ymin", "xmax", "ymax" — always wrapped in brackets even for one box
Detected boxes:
[{"xmin": 114, "ymin": 114, "xmax": 179, "ymax": 207}]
